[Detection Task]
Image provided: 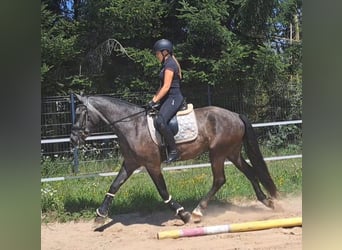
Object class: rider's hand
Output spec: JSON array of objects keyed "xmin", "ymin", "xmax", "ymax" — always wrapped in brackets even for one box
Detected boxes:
[{"xmin": 146, "ymin": 100, "xmax": 159, "ymax": 110}]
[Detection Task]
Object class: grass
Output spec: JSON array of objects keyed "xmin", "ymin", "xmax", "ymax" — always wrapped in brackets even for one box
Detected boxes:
[{"xmin": 41, "ymin": 158, "xmax": 302, "ymax": 223}]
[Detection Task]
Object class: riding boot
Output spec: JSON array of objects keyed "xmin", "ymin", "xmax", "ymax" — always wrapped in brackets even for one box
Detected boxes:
[
  {"xmin": 160, "ymin": 126, "xmax": 180, "ymax": 163},
  {"xmin": 166, "ymin": 148, "xmax": 180, "ymax": 163}
]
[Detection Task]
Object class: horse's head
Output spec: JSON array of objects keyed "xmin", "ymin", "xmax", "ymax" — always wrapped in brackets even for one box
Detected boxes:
[
  {"xmin": 70, "ymin": 104, "xmax": 90, "ymax": 146},
  {"xmin": 70, "ymin": 94, "xmax": 101, "ymax": 147}
]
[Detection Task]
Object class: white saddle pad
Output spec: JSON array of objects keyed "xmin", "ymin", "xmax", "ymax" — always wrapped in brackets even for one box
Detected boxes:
[{"xmin": 147, "ymin": 105, "xmax": 198, "ymax": 145}]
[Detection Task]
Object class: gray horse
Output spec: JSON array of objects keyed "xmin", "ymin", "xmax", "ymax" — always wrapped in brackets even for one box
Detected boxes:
[{"xmin": 70, "ymin": 94, "xmax": 277, "ymax": 224}]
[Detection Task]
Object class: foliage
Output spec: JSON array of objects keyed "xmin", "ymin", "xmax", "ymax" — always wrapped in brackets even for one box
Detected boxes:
[
  {"xmin": 41, "ymin": 3, "xmax": 81, "ymax": 95},
  {"xmin": 41, "ymin": 1, "xmax": 302, "ymax": 122},
  {"xmin": 263, "ymin": 125, "xmax": 302, "ymax": 150},
  {"xmin": 41, "ymin": 141, "xmax": 123, "ymax": 178},
  {"xmin": 41, "ymin": 156, "xmax": 71, "ymax": 177},
  {"xmin": 41, "ymin": 183, "xmax": 64, "ymax": 212}
]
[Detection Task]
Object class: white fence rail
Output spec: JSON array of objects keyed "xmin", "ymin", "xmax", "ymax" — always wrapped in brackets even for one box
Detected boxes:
[{"xmin": 41, "ymin": 154, "xmax": 302, "ymax": 182}]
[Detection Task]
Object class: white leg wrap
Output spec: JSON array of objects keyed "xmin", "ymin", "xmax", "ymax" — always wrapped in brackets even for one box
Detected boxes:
[
  {"xmin": 176, "ymin": 207, "xmax": 184, "ymax": 216},
  {"xmin": 164, "ymin": 195, "xmax": 172, "ymax": 204},
  {"xmin": 96, "ymin": 208, "xmax": 107, "ymax": 218},
  {"xmin": 106, "ymin": 192, "xmax": 115, "ymax": 197}
]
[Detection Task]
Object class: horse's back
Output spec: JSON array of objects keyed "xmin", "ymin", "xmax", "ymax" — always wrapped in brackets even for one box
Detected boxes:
[
  {"xmin": 194, "ymin": 106, "xmax": 245, "ymax": 139},
  {"xmin": 194, "ymin": 106, "xmax": 242, "ymax": 123}
]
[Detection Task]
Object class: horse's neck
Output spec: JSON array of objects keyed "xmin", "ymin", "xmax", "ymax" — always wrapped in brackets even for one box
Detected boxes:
[
  {"xmin": 87, "ymin": 99, "xmax": 112, "ymax": 125},
  {"xmin": 90, "ymin": 97, "xmax": 142, "ymax": 126}
]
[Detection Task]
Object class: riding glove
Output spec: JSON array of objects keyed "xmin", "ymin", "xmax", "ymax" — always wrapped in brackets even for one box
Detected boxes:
[{"xmin": 147, "ymin": 101, "xmax": 159, "ymax": 110}]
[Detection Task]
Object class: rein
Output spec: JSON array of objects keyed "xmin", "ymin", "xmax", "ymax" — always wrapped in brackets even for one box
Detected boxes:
[
  {"xmin": 83, "ymin": 97, "xmax": 147, "ymax": 130},
  {"xmin": 73, "ymin": 96, "xmax": 152, "ymax": 135},
  {"xmin": 110, "ymin": 109, "xmax": 147, "ymax": 125},
  {"xmin": 99, "ymin": 109, "xmax": 147, "ymax": 132}
]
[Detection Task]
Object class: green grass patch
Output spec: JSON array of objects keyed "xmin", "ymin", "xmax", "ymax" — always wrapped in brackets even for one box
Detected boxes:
[{"xmin": 41, "ymin": 158, "xmax": 302, "ymax": 223}]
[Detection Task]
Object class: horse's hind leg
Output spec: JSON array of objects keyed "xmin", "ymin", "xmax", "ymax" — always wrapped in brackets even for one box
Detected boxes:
[
  {"xmin": 96, "ymin": 161, "xmax": 134, "ymax": 222},
  {"xmin": 232, "ymin": 156, "xmax": 275, "ymax": 209},
  {"xmin": 192, "ymin": 153, "xmax": 226, "ymax": 222},
  {"xmin": 145, "ymin": 166, "xmax": 191, "ymax": 224}
]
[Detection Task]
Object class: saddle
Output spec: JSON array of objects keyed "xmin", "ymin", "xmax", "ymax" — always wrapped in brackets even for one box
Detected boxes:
[{"xmin": 147, "ymin": 102, "xmax": 198, "ymax": 145}]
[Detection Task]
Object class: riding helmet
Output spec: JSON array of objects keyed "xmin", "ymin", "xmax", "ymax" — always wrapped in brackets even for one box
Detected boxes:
[{"xmin": 153, "ymin": 39, "xmax": 173, "ymax": 54}]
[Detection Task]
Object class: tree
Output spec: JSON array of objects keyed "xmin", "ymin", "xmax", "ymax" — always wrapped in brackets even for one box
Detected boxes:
[
  {"xmin": 40, "ymin": 0, "xmax": 302, "ymax": 121},
  {"xmin": 41, "ymin": 3, "xmax": 82, "ymax": 96},
  {"xmin": 73, "ymin": 0, "xmax": 167, "ymax": 93}
]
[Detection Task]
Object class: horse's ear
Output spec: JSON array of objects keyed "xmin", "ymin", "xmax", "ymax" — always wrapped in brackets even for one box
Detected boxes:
[{"xmin": 74, "ymin": 93, "xmax": 85, "ymax": 103}]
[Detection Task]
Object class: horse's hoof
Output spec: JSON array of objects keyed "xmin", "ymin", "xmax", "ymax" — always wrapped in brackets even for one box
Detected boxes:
[
  {"xmin": 95, "ymin": 208, "xmax": 108, "ymax": 224},
  {"xmin": 192, "ymin": 207, "xmax": 203, "ymax": 223},
  {"xmin": 94, "ymin": 215, "xmax": 106, "ymax": 225},
  {"xmin": 262, "ymin": 198, "xmax": 275, "ymax": 209},
  {"xmin": 191, "ymin": 213, "xmax": 202, "ymax": 223},
  {"xmin": 179, "ymin": 210, "xmax": 191, "ymax": 224}
]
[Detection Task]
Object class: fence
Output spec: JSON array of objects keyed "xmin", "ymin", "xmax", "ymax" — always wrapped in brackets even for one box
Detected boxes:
[
  {"xmin": 41, "ymin": 92, "xmax": 152, "ymax": 159},
  {"xmin": 41, "ymin": 89, "xmax": 302, "ymax": 181}
]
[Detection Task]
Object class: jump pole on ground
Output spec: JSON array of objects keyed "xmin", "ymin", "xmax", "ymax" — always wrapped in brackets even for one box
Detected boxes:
[{"xmin": 157, "ymin": 217, "xmax": 302, "ymax": 240}]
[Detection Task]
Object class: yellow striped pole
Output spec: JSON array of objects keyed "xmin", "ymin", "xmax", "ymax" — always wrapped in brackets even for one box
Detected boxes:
[
  {"xmin": 157, "ymin": 217, "xmax": 302, "ymax": 240},
  {"xmin": 229, "ymin": 217, "xmax": 302, "ymax": 232}
]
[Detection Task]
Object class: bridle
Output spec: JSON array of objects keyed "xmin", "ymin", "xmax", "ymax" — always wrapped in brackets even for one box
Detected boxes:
[
  {"xmin": 71, "ymin": 102, "xmax": 148, "ymax": 138},
  {"xmin": 71, "ymin": 104, "xmax": 90, "ymax": 140}
]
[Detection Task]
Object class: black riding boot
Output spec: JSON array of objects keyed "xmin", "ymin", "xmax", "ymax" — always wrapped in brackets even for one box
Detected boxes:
[
  {"xmin": 160, "ymin": 126, "xmax": 180, "ymax": 163},
  {"xmin": 164, "ymin": 135, "xmax": 180, "ymax": 163},
  {"xmin": 155, "ymin": 115, "xmax": 180, "ymax": 163}
]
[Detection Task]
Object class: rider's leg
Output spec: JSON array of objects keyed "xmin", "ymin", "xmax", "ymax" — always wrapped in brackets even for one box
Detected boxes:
[
  {"xmin": 155, "ymin": 96, "xmax": 184, "ymax": 163},
  {"xmin": 154, "ymin": 114, "xmax": 179, "ymax": 163}
]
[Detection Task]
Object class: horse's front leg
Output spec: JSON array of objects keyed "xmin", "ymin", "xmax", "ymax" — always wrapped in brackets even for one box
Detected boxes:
[
  {"xmin": 146, "ymin": 167, "xmax": 191, "ymax": 224},
  {"xmin": 95, "ymin": 161, "xmax": 134, "ymax": 222}
]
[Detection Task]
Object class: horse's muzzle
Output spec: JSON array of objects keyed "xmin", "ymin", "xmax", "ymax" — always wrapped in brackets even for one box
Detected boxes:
[
  {"xmin": 70, "ymin": 129, "xmax": 88, "ymax": 146},
  {"xmin": 70, "ymin": 131, "xmax": 80, "ymax": 146}
]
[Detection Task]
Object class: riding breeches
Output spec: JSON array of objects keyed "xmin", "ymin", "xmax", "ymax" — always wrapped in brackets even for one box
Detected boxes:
[
  {"xmin": 154, "ymin": 94, "xmax": 183, "ymax": 149},
  {"xmin": 158, "ymin": 94, "xmax": 184, "ymax": 123}
]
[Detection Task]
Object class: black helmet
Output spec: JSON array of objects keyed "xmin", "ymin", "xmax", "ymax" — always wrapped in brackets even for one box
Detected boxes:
[{"xmin": 153, "ymin": 39, "xmax": 173, "ymax": 54}]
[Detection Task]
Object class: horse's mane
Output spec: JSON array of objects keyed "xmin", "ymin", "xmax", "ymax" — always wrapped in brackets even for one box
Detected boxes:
[{"xmin": 91, "ymin": 94, "xmax": 142, "ymax": 109}]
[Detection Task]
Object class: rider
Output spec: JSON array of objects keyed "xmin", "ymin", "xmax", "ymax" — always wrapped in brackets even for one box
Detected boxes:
[{"xmin": 147, "ymin": 39, "xmax": 184, "ymax": 163}]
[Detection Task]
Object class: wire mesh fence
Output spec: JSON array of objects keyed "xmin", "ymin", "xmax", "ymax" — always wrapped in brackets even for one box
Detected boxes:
[{"xmin": 41, "ymin": 87, "xmax": 302, "ymax": 178}]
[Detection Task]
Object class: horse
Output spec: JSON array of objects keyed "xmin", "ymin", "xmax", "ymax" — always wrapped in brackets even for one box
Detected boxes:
[{"xmin": 70, "ymin": 93, "xmax": 278, "ymax": 224}]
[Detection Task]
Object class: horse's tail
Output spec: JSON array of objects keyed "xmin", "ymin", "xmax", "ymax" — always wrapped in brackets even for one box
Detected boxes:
[{"xmin": 239, "ymin": 114, "xmax": 277, "ymax": 198}]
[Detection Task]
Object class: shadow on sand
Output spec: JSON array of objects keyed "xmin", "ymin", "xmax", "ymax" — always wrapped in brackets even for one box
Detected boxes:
[{"xmin": 93, "ymin": 199, "xmax": 271, "ymax": 232}]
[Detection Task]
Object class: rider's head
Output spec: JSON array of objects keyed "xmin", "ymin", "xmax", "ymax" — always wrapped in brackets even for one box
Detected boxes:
[{"xmin": 153, "ymin": 39, "xmax": 173, "ymax": 63}]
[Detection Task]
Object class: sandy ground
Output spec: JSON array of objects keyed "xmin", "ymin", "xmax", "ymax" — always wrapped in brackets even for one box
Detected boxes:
[{"xmin": 41, "ymin": 195, "xmax": 302, "ymax": 250}]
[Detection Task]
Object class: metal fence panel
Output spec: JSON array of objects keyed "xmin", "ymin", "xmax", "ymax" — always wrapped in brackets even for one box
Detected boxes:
[{"xmin": 41, "ymin": 89, "xmax": 302, "ymax": 179}]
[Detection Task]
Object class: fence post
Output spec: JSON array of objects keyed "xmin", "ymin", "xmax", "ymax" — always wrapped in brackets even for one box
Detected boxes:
[{"xmin": 70, "ymin": 93, "xmax": 79, "ymax": 173}]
